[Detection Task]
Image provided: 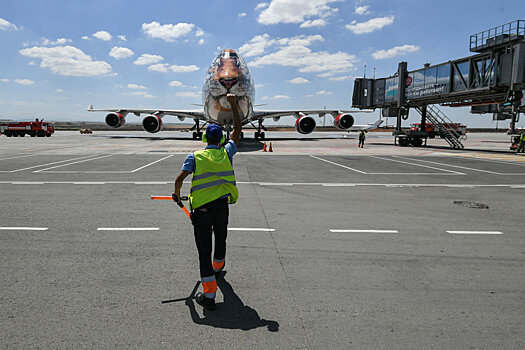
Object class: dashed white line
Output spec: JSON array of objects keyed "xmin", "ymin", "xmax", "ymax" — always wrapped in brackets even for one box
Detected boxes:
[
  {"xmin": 309, "ymin": 155, "xmax": 367, "ymax": 174},
  {"xmin": 228, "ymin": 228, "xmax": 276, "ymax": 232},
  {"xmin": 0, "ymin": 154, "xmax": 36, "ymax": 161},
  {"xmin": 0, "ymin": 155, "xmax": 99, "ymax": 173},
  {"xmin": 330, "ymin": 229, "xmax": 398, "ymax": 233},
  {"xmin": 33, "ymin": 154, "xmax": 112, "ymax": 173},
  {"xmin": 370, "ymin": 156, "xmax": 465, "ymax": 175},
  {"xmin": 130, "ymin": 154, "xmax": 174, "ymax": 173},
  {"xmin": 447, "ymin": 231, "xmax": 503, "ymax": 235},
  {"xmin": 0, "ymin": 227, "xmax": 48, "ymax": 231},
  {"xmin": 97, "ymin": 227, "xmax": 160, "ymax": 231}
]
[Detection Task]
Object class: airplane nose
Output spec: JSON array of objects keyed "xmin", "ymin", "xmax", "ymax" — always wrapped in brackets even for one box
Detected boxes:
[{"xmin": 219, "ymin": 78, "xmax": 238, "ymax": 90}]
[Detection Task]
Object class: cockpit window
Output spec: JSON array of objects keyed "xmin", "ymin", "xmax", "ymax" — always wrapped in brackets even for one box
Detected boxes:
[{"xmin": 220, "ymin": 51, "xmax": 238, "ymax": 59}]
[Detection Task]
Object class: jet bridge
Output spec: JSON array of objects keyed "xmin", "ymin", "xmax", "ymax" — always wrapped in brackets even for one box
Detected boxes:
[{"xmin": 352, "ymin": 20, "xmax": 525, "ymax": 147}]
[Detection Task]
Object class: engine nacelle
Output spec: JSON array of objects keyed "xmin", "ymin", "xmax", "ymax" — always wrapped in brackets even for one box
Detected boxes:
[
  {"xmin": 295, "ymin": 115, "xmax": 316, "ymax": 134},
  {"xmin": 333, "ymin": 113, "xmax": 355, "ymax": 130},
  {"xmin": 142, "ymin": 115, "xmax": 163, "ymax": 133},
  {"xmin": 105, "ymin": 112, "xmax": 126, "ymax": 128}
]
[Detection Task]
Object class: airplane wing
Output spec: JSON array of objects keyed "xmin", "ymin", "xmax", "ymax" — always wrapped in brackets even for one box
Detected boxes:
[
  {"xmin": 250, "ymin": 109, "xmax": 370, "ymax": 120},
  {"xmin": 87, "ymin": 105, "xmax": 206, "ymax": 120}
]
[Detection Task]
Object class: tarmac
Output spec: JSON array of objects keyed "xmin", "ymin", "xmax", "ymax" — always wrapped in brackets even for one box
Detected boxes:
[{"xmin": 1, "ymin": 130, "xmax": 524, "ymax": 349}]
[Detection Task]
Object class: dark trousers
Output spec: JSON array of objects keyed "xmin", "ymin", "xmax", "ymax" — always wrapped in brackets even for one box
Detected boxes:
[{"xmin": 192, "ymin": 197, "xmax": 229, "ymax": 278}]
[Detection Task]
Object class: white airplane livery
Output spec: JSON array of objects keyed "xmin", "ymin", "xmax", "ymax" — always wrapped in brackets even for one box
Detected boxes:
[
  {"xmin": 346, "ymin": 119, "xmax": 383, "ymax": 132},
  {"xmin": 88, "ymin": 49, "xmax": 365, "ymax": 139}
]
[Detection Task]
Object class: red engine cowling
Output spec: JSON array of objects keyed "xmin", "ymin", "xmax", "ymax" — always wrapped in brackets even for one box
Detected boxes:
[
  {"xmin": 295, "ymin": 115, "xmax": 316, "ymax": 134},
  {"xmin": 105, "ymin": 112, "xmax": 126, "ymax": 128},
  {"xmin": 333, "ymin": 113, "xmax": 354, "ymax": 130},
  {"xmin": 142, "ymin": 115, "xmax": 163, "ymax": 133}
]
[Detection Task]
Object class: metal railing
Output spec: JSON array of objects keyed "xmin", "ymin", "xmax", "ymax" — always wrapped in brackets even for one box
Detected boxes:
[
  {"xmin": 416, "ymin": 106, "xmax": 466, "ymax": 149},
  {"xmin": 470, "ymin": 20, "xmax": 525, "ymax": 52}
]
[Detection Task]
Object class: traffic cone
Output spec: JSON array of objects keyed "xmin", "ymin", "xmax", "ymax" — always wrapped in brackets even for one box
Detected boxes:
[
  {"xmin": 262, "ymin": 142, "xmax": 267, "ymax": 152},
  {"xmin": 269, "ymin": 142, "xmax": 273, "ymax": 152}
]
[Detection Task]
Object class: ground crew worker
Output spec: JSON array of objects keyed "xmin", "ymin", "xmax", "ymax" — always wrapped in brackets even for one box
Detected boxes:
[
  {"xmin": 518, "ymin": 131, "xmax": 525, "ymax": 153},
  {"xmin": 172, "ymin": 93, "xmax": 241, "ymax": 311},
  {"xmin": 358, "ymin": 130, "xmax": 366, "ymax": 148}
]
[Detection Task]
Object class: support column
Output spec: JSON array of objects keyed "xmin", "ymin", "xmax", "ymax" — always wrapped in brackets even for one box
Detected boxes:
[{"xmin": 420, "ymin": 106, "xmax": 427, "ymax": 131}]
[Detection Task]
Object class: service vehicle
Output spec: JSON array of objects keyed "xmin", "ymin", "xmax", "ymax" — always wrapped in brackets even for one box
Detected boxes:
[
  {"xmin": 0, "ymin": 119, "xmax": 54, "ymax": 137},
  {"xmin": 410, "ymin": 123, "xmax": 467, "ymax": 138}
]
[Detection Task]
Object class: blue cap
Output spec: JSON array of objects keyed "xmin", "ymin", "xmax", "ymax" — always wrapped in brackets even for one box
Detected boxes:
[{"xmin": 206, "ymin": 123, "xmax": 223, "ymax": 140}]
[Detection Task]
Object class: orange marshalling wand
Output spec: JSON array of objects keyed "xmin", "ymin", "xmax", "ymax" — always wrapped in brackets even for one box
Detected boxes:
[{"xmin": 151, "ymin": 195, "xmax": 191, "ymax": 219}]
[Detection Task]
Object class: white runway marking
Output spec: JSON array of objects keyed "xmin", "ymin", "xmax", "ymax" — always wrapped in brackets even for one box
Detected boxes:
[
  {"xmin": 228, "ymin": 228, "xmax": 276, "ymax": 232},
  {"xmin": 97, "ymin": 227, "xmax": 160, "ymax": 231},
  {"xmin": 0, "ymin": 154, "xmax": 99, "ymax": 173},
  {"xmin": 370, "ymin": 156, "xmax": 465, "ymax": 175},
  {"xmin": 393, "ymin": 156, "xmax": 518, "ymax": 175},
  {"xmin": 330, "ymin": 229, "xmax": 398, "ymax": 233},
  {"xmin": 309, "ymin": 155, "xmax": 367, "ymax": 174},
  {"xmin": 0, "ymin": 154, "xmax": 36, "ymax": 161},
  {"xmin": 130, "ymin": 154, "xmax": 173, "ymax": 173},
  {"xmin": 0, "ymin": 227, "xmax": 48, "ymax": 231},
  {"xmin": 447, "ymin": 231, "xmax": 503, "ymax": 235},
  {"xmin": 34, "ymin": 154, "xmax": 112, "ymax": 173}
]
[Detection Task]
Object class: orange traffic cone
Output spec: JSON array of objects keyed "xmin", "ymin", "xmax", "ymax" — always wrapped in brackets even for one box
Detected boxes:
[
  {"xmin": 262, "ymin": 142, "xmax": 267, "ymax": 152},
  {"xmin": 269, "ymin": 142, "xmax": 273, "ymax": 152}
]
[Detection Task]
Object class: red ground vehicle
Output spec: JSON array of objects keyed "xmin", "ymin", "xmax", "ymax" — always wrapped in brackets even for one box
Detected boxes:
[
  {"xmin": 0, "ymin": 119, "xmax": 54, "ymax": 137},
  {"xmin": 410, "ymin": 123, "xmax": 466, "ymax": 138}
]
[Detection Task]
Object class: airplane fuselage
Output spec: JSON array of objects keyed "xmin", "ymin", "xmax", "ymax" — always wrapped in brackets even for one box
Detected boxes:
[{"xmin": 202, "ymin": 49, "xmax": 255, "ymax": 127}]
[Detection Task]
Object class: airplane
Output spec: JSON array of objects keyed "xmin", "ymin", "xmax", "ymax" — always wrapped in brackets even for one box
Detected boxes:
[
  {"xmin": 346, "ymin": 119, "xmax": 383, "ymax": 132},
  {"xmin": 88, "ymin": 48, "xmax": 368, "ymax": 140}
]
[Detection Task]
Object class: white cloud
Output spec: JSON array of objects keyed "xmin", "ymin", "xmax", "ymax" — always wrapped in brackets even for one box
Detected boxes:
[
  {"xmin": 176, "ymin": 91, "xmax": 200, "ymax": 98},
  {"xmin": 109, "ymin": 46, "xmax": 134, "ymax": 59},
  {"xmin": 0, "ymin": 18, "xmax": 20, "ymax": 31},
  {"xmin": 1, "ymin": 79, "xmax": 9, "ymax": 82},
  {"xmin": 28, "ymin": 61, "xmax": 36, "ymax": 66},
  {"xmin": 128, "ymin": 91, "xmax": 156, "ymax": 98},
  {"xmin": 148, "ymin": 63, "xmax": 199, "ymax": 73},
  {"xmin": 195, "ymin": 28, "xmax": 205, "ymax": 37},
  {"xmin": 93, "ymin": 30, "xmax": 112, "ymax": 41},
  {"xmin": 372, "ymin": 44, "xmax": 420, "ymax": 59},
  {"xmin": 169, "ymin": 80, "xmax": 184, "ymax": 87},
  {"xmin": 134, "ymin": 54, "xmax": 164, "ymax": 65},
  {"xmin": 56, "ymin": 88, "xmax": 64, "ymax": 93},
  {"xmin": 15, "ymin": 79, "xmax": 35, "ymax": 85},
  {"xmin": 19, "ymin": 46, "xmax": 112, "ymax": 77},
  {"xmin": 238, "ymin": 34, "xmax": 275, "ymax": 57},
  {"xmin": 128, "ymin": 83, "xmax": 146, "ymax": 89},
  {"xmin": 287, "ymin": 77, "xmax": 309, "ymax": 84},
  {"xmin": 355, "ymin": 5, "xmax": 370, "ymax": 15},
  {"xmin": 198, "ymin": 38, "xmax": 205, "ymax": 45},
  {"xmin": 43, "ymin": 38, "xmax": 72, "ymax": 46},
  {"xmin": 299, "ymin": 19, "xmax": 326, "ymax": 28},
  {"xmin": 315, "ymin": 90, "xmax": 332, "ymax": 95},
  {"xmin": 262, "ymin": 95, "xmax": 290, "ymax": 100},
  {"xmin": 257, "ymin": 0, "xmax": 340, "ymax": 25},
  {"xmin": 346, "ymin": 16, "xmax": 394, "ymax": 34},
  {"xmin": 248, "ymin": 34, "xmax": 358, "ymax": 77},
  {"xmin": 255, "ymin": 3, "xmax": 269, "ymax": 10},
  {"xmin": 328, "ymin": 75, "xmax": 355, "ymax": 81},
  {"xmin": 142, "ymin": 21, "xmax": 195, "ymax": 42},
  {"xmin": 118, "ymin": 35, "xmax": 127, "ymax": 41},
  {"xmin": 81, "ymin": 36, "xmax": 90, "ymax": 40},
  {"xmin": 238, "ymin": 13, "xmax": 247, "ymax": 17}
]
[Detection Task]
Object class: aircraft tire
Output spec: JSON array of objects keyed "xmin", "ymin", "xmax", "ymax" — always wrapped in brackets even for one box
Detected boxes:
[
  {"xmin": 260, "ymin": 132, "xmax": 265, "ymax": 140},
  {"xmin": 254, "ymin": 131, "xmax": 259, "ymax": 139}
]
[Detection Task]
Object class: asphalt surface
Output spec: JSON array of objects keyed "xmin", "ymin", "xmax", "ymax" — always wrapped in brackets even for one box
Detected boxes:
[{"xmin": 1, "ymin": 131, "xmax": 524, "ymax": 349}]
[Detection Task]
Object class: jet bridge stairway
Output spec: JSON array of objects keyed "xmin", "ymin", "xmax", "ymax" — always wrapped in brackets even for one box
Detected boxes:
[{"xmin": 415, "ymin": 105, "xmax": 466, "ymax": 149}]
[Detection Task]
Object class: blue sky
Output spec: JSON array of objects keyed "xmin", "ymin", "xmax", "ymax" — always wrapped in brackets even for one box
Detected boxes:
[{"xmin": 1, "ymin": 0, "xmax": 524, "ymax": 127}]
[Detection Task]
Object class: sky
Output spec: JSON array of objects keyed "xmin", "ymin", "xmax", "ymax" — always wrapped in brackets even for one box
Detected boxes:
[{"xmin": 1, "ymin": 0, "xmax": 524, "ymax": 128}]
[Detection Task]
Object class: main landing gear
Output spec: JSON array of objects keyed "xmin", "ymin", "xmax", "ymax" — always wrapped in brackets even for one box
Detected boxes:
[
  {"xmin": 253, "ymin": 120, "xmax": 267, "ymax": 140},
  {"xmin": 191, "ymin": 119, "xmax": 203, "ymax": 140}
]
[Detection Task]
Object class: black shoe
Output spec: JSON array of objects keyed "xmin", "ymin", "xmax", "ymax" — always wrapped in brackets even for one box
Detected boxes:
[
  {"xmin": 214, "ymin": 267, "xmax": 225, "ymax": 278},
  {"xmin": 195, "ymin": 292, "xmax": 216, "ymax": 311}
]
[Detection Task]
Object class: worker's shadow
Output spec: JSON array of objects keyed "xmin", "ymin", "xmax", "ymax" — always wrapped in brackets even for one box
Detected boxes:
[{"xmin": 186, "ymin": 272, "xmax": 279, "ymax": 332}]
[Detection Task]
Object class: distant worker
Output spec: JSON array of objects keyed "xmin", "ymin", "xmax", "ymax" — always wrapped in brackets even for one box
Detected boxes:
[
  {"xmin": 518, "ymin": 131, "xmax": 525, "ymax": 153},
  {"xmin": 172, "ymin": 93, "xmax": 241, "ymax": 311},
  {"xmin": 358, "ymin": 130, "xmax": 366, "ymax": 148}
]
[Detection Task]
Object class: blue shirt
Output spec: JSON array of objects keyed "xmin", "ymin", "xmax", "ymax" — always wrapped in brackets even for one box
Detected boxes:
[{"xmin": 181, "ymin": 140, "xmax": 237, "ymax": 173}]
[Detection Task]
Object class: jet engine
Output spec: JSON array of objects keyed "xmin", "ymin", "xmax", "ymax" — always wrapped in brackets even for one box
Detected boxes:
[
  {"xmin": 333, "ymin": 113, "xmax": 355, "ymax": 130},
  {"xmin": 142, "ymin": 115, "xmax": 163, "ymax": 133},
  {"xmin": 295, "ymin": 115, "xmax": 316, "ymax": 134},
  {"xmin": 105, "ymin": 112, "xmax": 126, "ymax": 128}
]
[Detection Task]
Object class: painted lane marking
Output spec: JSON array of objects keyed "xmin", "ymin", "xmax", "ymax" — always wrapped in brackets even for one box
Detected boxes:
[
  {"xmin": 0, "ymin": 154, "xmax": 99, "ymax": 173},
  {"xmin": 34, "ymin": 154, "xmax": 112, "ymax": 173},
  {"xmin": 369, "ymin": 156, "xmax": 465, "ymax": 175},
  {"xmin": 0, "ymin": 154, "xmax": 36, "ymax": 161},
  {"xmin": 330, "ymin": 229, "xmax": 398, "ymax": 233},
  {"xmin": 228, "ymin": 228, "xmax": 276, "ymax": 232},
  {"xmin": 309, "ymin": 155, "xmax": 367, "ymax": 174},
  {"xmin": 447, "ymin": 231, "xmax": 503, "ymax": 235},
  {"xmin": 0, "ymin": 227, "xmax": 48, "ymax": 231},
  {"xmin": 130, "ymin": 154, "xmax": 174, "ymax": 173},
  {"xmin": 97, "ymin": 227, "xmax": 160, "ymax": 231},
  {"xmin": 394, "ymin": 155, "xmax": 518, "ymax": 175},
  {"xmin": 11, "ymin": 182, "xmax": 45, "ymax": 185}
]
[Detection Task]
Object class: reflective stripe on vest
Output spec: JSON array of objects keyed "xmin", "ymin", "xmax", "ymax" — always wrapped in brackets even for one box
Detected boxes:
[{"xmin": 189, "ymin": 147, "xmax": 239, "ymax": 209}]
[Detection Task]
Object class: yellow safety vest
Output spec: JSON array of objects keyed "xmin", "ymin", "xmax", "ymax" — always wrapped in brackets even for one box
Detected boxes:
[
  {"xmin": 521, "ymin": 133, "xmax": 525, "ymax": 141},
  {"xmin": 189, "ymin": 147, "xmax": 238, "ymax": 210}
]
